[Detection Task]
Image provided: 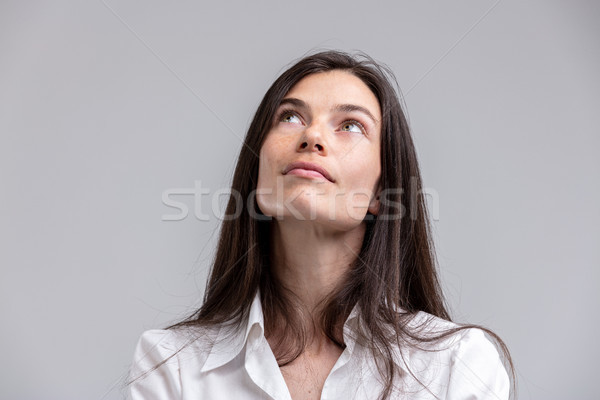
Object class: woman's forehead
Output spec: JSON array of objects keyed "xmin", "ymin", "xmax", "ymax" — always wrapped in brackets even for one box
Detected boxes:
[{"xmin": 283, "ymin": 70, "xmax": 382, "ymax": 120}]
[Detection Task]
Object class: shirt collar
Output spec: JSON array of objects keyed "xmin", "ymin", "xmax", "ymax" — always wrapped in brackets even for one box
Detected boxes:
[
  {"xmin": 200, "ymin": 289, "xmax": 265, "ymax": 372},
  {"xmin": 200, "ymin": 288, "xmax": 411, "ymax": 373}
]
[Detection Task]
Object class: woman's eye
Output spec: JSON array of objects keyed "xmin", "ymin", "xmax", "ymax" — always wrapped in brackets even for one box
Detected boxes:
[
  {"xmin": 280, "ymin": 112, "xmax": 302, "ymax": 125},
  {"xmin": 340, "ymin": 121, "xmax": 365, "ymax": 134}
]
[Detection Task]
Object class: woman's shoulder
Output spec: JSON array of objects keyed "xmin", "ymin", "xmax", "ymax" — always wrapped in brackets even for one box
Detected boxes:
[
  {"xmin": 134, "ymin": 327, "xmax": 204, "ymax": 349},
  {"xmin": 443, "ymin": 326, "xmax": 510, "ymax": 399},
  {"xmin": 127, "ymin": 326, "xmax": 221, "ymax": 399},
  {"xmin": 404, "ymin": 309, "xmax": 503, "ymax": 358},
  {"xmin": 131, "ymin": 326, "xmax": 220, "ymax": 364},
  {"xmin": 129, "ymin": 327, "xmax": 220, "ymax": 376},
  {"xmin": 134, "ymin": 329, "xmax": 183, "ymax": 351},
  {"xmin": 401, "ymin": 311, "xmax": 510, "ymax": 398}
]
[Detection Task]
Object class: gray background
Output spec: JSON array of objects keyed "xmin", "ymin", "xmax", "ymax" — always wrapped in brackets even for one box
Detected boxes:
[{"xmin": 1, "ymin": 1, "xmax": 598, "ymax": 399}]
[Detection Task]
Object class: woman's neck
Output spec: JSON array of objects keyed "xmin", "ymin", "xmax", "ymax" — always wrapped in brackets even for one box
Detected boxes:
[
  {"xmin": 269, "ymin": 219, "xmax": 366, "ymax": 318},
  {"xmin": 266, "ymin": 219, "xmax": 365, "ymax": 355}
]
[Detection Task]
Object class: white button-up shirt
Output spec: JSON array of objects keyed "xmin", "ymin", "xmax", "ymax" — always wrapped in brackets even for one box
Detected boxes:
[{"xmin": 127, "ymin": 290, "xmax": 509, "ymax": 399}]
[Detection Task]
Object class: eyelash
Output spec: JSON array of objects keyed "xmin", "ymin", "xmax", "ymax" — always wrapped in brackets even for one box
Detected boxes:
[{"xmin": 276, "ymin": 109, "xmax": 367, "ymax": 135}]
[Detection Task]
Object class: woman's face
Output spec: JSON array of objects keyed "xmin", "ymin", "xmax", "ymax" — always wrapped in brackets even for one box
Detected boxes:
[{"xmin": 256, "ymin": 70, "xmax": 382, "ymax": 231}]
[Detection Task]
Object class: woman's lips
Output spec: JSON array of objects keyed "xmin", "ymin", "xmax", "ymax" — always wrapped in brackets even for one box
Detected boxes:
[
  {"xmin": 286, "ymin": 168, "xmax": 328, "ymax": 180},
  {"xmin": 282, "ymin": 161, "xmax": 335, "ymax": 182}
]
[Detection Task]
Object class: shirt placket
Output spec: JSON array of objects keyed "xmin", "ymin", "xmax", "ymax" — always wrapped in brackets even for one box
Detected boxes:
[
  {"xmin": 244, "ymin": 325, "xmax": 293, "ymax": 400},
  {"xmin": 319, "ymin": 321, "xmax": 362, "ymax": 400}
]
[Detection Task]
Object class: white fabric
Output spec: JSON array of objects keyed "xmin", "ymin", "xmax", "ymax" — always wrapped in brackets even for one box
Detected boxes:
[{"xmin": 127, "ymin": 290, "xmax": 509, "ymax": 399}]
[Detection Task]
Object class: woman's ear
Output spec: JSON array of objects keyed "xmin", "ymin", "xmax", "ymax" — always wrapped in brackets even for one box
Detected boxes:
[{"xmin": 367, "ymin": 184, "xmax": 382, "ymax": 216}]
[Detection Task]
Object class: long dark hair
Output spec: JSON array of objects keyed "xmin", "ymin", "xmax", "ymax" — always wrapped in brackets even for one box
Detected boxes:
[{"xmin": 159, "ymin": 50, "xmax": 514, "ymax": 399}]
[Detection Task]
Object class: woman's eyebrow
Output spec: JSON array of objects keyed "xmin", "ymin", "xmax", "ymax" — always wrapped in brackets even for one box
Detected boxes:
[
  {"xmin": 333, "ymin": 103, "xmax": 378, "ymax": 125},
  {"xmin": 279, "ymin": 97, "xmax": 378, "ymax": 125}
]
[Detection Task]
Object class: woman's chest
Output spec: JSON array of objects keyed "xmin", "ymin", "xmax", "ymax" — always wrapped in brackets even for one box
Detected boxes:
[{"xmin": 279, "ymin": 348, "xmax": 344, "ymax": 400}]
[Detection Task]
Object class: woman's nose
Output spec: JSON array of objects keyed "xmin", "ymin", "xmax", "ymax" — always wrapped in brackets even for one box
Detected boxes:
[{"xmin": 297, "ymin": 122, "xmax": 327, "ymax": 154}]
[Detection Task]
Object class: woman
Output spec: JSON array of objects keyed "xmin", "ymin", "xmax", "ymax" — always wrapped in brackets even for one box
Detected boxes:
[{"xmin": 127, "ymin": 50, "xmax": 514, "ymax": 400}]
